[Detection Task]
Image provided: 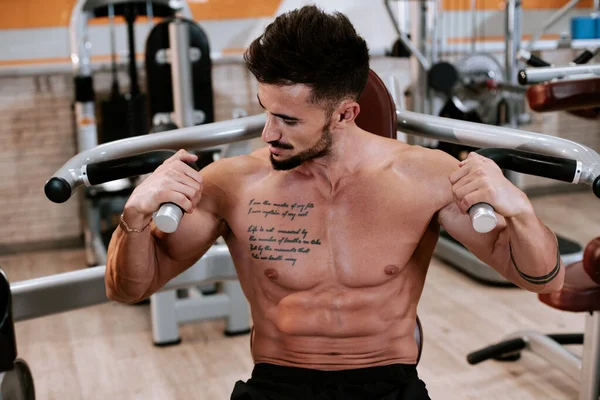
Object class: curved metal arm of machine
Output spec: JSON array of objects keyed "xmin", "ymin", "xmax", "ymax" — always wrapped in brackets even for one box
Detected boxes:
[
  {"xmin": 396, "ymin": 107, "xmax": 600, "ymax": 194},
  {"xmin": 81, "ymin": 150, "xmax": 200, "ymax": 233},
  {"xmin": 44, "ymin": 113, "xmax": 267, "ymax": 204},
  {"xmin": 83, "ymin": 150, "xmax": 176, "ymax": 185},
  {"xmin": 518, "ymin": 63, "xmax": 600, "ymax": 85},
  {"xmin": 47, "ymin": 107, "xmax": 600, "ymax": 234},
  {"xmin": 468, "ymin": 148, "xmax": 585, "ymax": 232}
]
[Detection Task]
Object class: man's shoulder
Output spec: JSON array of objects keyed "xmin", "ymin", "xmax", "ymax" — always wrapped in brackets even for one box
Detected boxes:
[
  {"xmin": 384, "ymin": 144, "xmax": 459, "ymax": 212},
  {"xmin": 203, "ymin": 148, "xmax": 269, "ymax": 184},
  {"xmin": 385, "ymin": 144, "xmax": 459, "ymax": 178}
]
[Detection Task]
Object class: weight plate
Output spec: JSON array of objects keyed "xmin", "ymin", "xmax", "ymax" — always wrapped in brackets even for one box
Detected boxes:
[
  {"xmin": 456, "ymin": 52, "xmax": 505, "ymax": 85},
  {"xmin": 455, "ymin": 53, "xmax": 507, "ymax": 125}
]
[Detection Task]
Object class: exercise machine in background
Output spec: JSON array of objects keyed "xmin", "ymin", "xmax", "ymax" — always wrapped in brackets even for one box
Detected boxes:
[
  {"xmin": 69, "ymin": 0, "xmax": 250, "ymax": 346},
  {"xmin": 466, "ymin": 61, "xmax": 600, "ymax": 399},
  {"xmin": 384, "ymin": 0, "xmax": 587, "ymax": 285},
  {"xmin": 69, "ymin": 0, "xmax": 212, "ymax": 268}
]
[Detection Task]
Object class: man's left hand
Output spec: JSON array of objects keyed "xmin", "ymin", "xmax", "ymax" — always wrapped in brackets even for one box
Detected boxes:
[{"xmin": 449, "ymin": 152, "xmax": 533, "ymax": 218}]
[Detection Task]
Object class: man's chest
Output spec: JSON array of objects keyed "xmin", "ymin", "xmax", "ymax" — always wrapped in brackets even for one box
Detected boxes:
[{"xmin": 223, "ymin": 175, "xmax": 439, "ymax": 288}]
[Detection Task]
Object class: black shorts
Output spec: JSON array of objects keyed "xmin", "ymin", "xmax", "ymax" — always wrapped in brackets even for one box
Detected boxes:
[{"xmin": 231, "ymin": 363, "xmax": 430, "ymax": 400}]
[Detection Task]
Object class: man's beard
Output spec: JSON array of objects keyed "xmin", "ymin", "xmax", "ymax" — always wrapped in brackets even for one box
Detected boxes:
[{"xmin": 269, "ymin": 125, "xmax": 333, "ymax": 171}]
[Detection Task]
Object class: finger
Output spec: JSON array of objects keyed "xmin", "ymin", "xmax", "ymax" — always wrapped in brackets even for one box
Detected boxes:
[
  {"xmin": 165, "ymin": 149, "xmax": 198, "ymax": 164},
  {"xmin": 157, "ymin": 184, "xmax": 195, "ymax": 213},
  {"xmin": 451, "ymin": 166, "xmax": 486, "ymax": 191},
  {"xmin": 460, "ymin": 187, "xmax": 495, "ymax": 214},
  {"xmin": 166, "ymin": 161, "xmax": 204, "ymax": 185},
  {"xmin": 449, "ymin": 161, "xmax": 475, "ymax": 185},
  {"xmin": 458, "ymin": 151, "xmax": 481, "ymax": 166},
  {"xmin": 453, "ymin": 178, "xmax": 487, "ymax": 204},
  {"xmin": 165, "ymin": 178, "xmax": 199, "ymax": 201},
  {"xmin": 165, "ymin": 167, "xmax": 202, "ymax": 191}
]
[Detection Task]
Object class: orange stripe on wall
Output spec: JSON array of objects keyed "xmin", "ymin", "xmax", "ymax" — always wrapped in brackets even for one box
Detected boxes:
[
  {"xmin": 442, "ymin": 0, "xmax": 595, "ymax": 10},
  {"xmin": 188, "ymin": 0, "xmax": 281, "ymax": 20},
  {"xmin": 0, "ymin": 48, "xmax": 250, "ymax": 67},
  {"xmin": 0, "ymin": 0, "xmax": 281, "ymax": 30}
]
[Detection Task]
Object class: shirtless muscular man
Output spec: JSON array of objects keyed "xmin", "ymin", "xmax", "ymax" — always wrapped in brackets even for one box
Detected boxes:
[{"xmin": 106, "ymin": 6, "xmax": 564, "ymax": 399}]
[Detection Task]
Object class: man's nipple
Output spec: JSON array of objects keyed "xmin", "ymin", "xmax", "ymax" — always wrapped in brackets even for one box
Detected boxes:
[
  {"xmin": 384, "ymin": 265, "xmax": 400, "ymax": 276},
  {"xmin": 264, "ymin": 268, "xmax": 279, "ymax": 280}
]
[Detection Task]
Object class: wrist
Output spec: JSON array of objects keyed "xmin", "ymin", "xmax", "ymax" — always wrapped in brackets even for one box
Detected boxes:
[{"xmin": 121, "ymin": 207, "xmax": 153, "ymax": 230}]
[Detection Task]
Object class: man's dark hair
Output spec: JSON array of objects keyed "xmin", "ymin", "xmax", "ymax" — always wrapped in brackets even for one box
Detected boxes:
[{"xmin": 244, "ymin": 5, "xmax": 370, "ymax": 111}]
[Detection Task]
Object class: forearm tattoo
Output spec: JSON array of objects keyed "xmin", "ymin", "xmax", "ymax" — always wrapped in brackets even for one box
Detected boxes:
[{"xmin": 509, "ymin": 240, "xmax": 560, "ymax": 285}]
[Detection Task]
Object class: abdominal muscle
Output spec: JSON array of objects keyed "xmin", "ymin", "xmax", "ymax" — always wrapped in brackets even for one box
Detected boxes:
[{"xmin": 248, "ymin": 283, "xmax": 421, "ymax": 370}]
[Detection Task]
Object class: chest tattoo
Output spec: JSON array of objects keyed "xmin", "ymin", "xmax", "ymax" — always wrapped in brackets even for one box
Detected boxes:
[{"xmin": 246, "ymin": 198, "xmax": 322, "ymax": 266}]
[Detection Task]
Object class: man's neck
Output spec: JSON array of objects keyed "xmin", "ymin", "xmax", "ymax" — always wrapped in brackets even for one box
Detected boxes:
[{"xmin": 295, "ymin": 125, "xmax": 365, "ymax": 189}]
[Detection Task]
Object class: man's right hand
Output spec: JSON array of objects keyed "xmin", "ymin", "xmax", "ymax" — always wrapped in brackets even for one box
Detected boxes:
[{"xmin": 122, "ymin": 149, "xmax": 204, "ymax": 227}]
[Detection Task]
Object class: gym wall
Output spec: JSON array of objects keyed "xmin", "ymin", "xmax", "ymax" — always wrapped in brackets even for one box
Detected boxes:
[{"xmin": 0, "ymin": 0, "xmax": 598, "ymax": 250}]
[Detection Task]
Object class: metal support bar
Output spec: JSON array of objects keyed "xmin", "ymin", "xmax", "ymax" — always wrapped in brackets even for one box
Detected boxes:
[
  {"xmin": 580, "ymin": 312, "xmax": 600, "ymax": 400},
  {"xmin": 505, "ymin": 0, "xmax": 528, "ymax": 132},
  {"xmin": 10, "ymin": 244, "xmax": 235, "ymax": 322},
  {"xmin": 383, "ymin": 0, "xmax": 431, "ymax": 71},
  {"xmin": 519, "ymin": 63, "xmax": 600, "ymax": 84},
  {"xmin": 169, "ymin": 19, "xmax": 195, "ymax": 128},
  {"xmin": 175, "ymin": 294, "xmax": 230, "ymax": 323}
]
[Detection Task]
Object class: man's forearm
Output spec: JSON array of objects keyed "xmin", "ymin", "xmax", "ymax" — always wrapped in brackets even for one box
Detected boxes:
[
  {"xmin": 502, "ymin": 206, "xmax": 564, "ymax": 293},
  {"xmin": 105, "ymin": 210, "xmax": 159, "ymax": 303}
]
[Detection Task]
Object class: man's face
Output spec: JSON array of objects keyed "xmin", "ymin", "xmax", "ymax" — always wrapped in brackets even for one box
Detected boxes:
[{"xmin": 258, "ymin": 83, "xmax": 333, "ymax": 171}]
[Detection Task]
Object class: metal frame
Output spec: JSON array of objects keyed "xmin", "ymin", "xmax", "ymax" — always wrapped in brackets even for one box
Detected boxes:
[
  {"xmin": 10, "ymin": 243, "xmax": 246, "ymax": 318},
  {"xmin": 468, "ymin": 312, "xmax": 600, "ymax": 400}
]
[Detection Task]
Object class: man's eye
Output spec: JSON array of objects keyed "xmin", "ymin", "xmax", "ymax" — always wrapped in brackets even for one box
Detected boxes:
[{"xmin": 283, "ymin": 120, "xmax": 298, "ymax": 126}]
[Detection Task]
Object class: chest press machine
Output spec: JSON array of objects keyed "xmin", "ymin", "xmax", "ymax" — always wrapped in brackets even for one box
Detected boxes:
[
  {"xmin": 465, "ymin": 62, "xmax": 600, "ymax": 400},
  {"xmin": 2, "ymin": 69, "xmax": 600, "ymax": 398}
]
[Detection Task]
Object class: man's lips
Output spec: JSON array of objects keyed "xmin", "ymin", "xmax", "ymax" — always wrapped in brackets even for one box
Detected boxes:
[{"xmin": 269, "ymin": 145, "xmax": 288, "ymax": 155}]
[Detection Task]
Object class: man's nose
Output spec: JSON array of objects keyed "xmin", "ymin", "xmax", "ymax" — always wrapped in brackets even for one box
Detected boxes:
[{"xmin": 262, "ymin": 116, "xmax": 282, "ymax": 143}]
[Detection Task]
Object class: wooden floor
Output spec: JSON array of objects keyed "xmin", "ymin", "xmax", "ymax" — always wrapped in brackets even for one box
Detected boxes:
[{"xmin": 2, "ymin": 190, "xmax": 598, "ymax": 400}]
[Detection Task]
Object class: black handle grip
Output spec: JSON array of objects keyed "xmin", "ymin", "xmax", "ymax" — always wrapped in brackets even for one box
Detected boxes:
[
  {"xmin": 0, "ymin": 268, "xmax": 17, "ymax": 373},
  {"xmin": 44, "ymin": 177, "xmax": 72, "ymax": 204},
  {"xmin": 518, "ymin": 70, "xmax": 529, "ymax": 85},
  {"xmin": 526, "ymin": 54, "xmax": 551, "ymax": 67},
  {"xmin": 85, "ymin": 150, "xmax": 177, "ymax": 186},
  {"xmin": 475, "ymin": 148, "xmax": 579, "ymax": 183},
  {"xmin": 572, "ymin": 50, "xmax": 594, "ymax": 65},
  {"xmin": 467, "ymin": 338, "xmax": 527, "ymax": 365}
]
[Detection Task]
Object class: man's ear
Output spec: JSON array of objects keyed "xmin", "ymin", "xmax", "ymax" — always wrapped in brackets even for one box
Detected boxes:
[{"xmin": 334, "ymin": 101, "xmax": 360, "ymax": 128}]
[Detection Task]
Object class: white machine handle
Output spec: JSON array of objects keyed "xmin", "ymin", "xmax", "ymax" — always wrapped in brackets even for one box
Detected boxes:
[
  {"xmin": 469, "ymin": 203, "xmax": 497, "ymax": 233},
  {"xmin": 154, "ymin": 203, "xmax": 184, "ymax": 233}
]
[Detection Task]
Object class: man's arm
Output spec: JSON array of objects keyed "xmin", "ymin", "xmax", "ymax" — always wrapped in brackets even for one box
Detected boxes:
[
  {"xmin": 105, "ymin": 150, "xmax": 231, "ymax": 304},
  {"xmin": 433, "ymin": 150, "xmax": 564, "ymax": 293}
]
